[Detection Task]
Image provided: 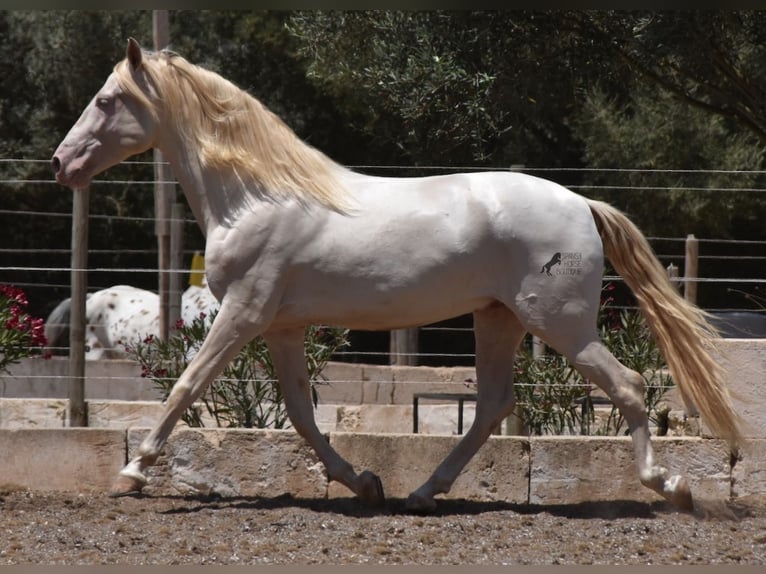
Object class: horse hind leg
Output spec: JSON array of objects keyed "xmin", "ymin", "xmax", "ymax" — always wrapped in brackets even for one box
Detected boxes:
[
  {"xmin": 405, "ymin": 303, "xmax": 526, "ymax": 513},
  {"xmin": 555, "ymin": 335, "xmax": 694, "ymax": 511}
]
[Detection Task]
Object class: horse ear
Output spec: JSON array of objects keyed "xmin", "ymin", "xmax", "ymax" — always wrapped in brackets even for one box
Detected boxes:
[{"xmin": 127, "ymin": 37, "xmax": 143, "ymax": 69}]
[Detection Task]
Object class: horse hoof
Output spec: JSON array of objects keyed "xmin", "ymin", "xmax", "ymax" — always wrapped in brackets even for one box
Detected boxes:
[
  {"xmin": 357, "ymin": 470, "xmax": 385, "ymax": 507},
  {"xmin": 108, "ymin": 474, "xmax": 145, "ymax": 498},
  {"xmin": 665, "ymin": 475, "xmax": 694, "ymax": 512},
  {"xmin": 405, "ymin": 492, "xmax": 437, "ymax": 514}
]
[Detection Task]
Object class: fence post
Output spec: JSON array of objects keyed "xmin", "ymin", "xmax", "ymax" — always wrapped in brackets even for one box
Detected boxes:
[
  {"xmin": 154, "ymin": 10, "xmax": 173, "ymax": 340},
  {"xmin": 666, "ymin": 262, "xmax": 680, "ymax": 290},
  {"xmin": 168, "ymin": 202, "xmax": 184, "ymax": 329},
  {"xmin": 684, "ymin": 234, "xmax": 699, "ymax": 305},
  {"xmin": 390, "ymin": 328, "xmax": 418, "ymax": 366},
  {"xmin": 68, "ymin": 186, "xmax": 89, "ymax": 427}
]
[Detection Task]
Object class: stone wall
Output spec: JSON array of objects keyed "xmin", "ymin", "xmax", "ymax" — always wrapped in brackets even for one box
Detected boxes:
[
  {"xmin": 0, "ymin": 427, "xmax": 746, "ymax": 506},
  {"xmin": 0, "ymin": 338, "xmax": 763, "ymax": 504}
]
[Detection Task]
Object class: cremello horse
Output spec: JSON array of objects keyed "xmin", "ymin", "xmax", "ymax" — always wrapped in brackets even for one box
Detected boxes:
[
  {"xmin": 45, "ymin": 282, "xmax": 218, "ymax": 359},
  {"xmin": 52, "ymin": 39, "xmax": 741, "ymax": 512}
]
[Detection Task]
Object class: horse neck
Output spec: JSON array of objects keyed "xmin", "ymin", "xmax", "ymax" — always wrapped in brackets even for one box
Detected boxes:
[{"xmin": 156, "ymin": 134, "xmax": 255, "ymax": 235}]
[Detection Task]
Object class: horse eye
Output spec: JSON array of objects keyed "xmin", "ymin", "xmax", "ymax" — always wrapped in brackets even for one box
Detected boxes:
[{"xmin": 96, "ymin": 97, "xmax": 111, "ymax": 109}]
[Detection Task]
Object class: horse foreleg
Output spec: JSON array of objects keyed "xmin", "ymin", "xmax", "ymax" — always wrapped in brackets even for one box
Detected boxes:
[
  {"xmin": 109, "ymin": 302, "xmax": 263, "ymax": 497},
  {"xmin": 265, "ymin": 328, "xmax": 385, "ymax": 507},
  {"xmin": 406, "ymin": 304, "xmax": 526, "ymax": 513}
]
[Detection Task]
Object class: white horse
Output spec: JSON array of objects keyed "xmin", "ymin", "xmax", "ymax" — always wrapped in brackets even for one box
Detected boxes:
[
  {"xmin": 45, "ymin": 282, "xmax": 219, "ymax": 359},
  {"xmin": 51, "ymin": 39, "xmax": 741, "ymax": 512}
]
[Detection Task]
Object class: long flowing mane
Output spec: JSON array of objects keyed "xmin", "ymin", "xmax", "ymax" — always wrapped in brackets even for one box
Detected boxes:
[{"xmin": 114, "ymin": 49, "xmax": 352, "ymax": 212}]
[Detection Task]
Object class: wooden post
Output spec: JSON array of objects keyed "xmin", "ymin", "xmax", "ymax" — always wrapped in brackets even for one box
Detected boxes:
[
  {"xmin": 153, "ymin": 10, "xmax": 173, "ymax": 340},
  {"xmin": 68, "ymin": 187, "xmax": 89, "ymax": 427},
  {"xmin": 390, "ymin": 328, "xmax": 418, "ymax": 366},
  {"xmin": 504, "ymin": 404, "xmax": 526, "ymax": 436},
  {"xmin": 169, "ymin": 202, "xmax": 184, "ymax": 329},
  {"xmin": 684, "ymin": 234, "xmax": 699, "ymax": 305},
  {"xmin": 666, "ymin": 262, "xmax": 681, "ymax": 292}
]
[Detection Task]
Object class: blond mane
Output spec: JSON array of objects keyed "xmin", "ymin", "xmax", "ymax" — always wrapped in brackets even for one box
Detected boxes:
[{"xmin": 114, "ymin": 50, "xmax": 351, "ymax": 212}]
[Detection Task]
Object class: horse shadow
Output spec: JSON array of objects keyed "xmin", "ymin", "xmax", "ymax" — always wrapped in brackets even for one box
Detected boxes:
[{"xmin": 147, "ymin": 492, "xmax": 690, "ymax": 520}]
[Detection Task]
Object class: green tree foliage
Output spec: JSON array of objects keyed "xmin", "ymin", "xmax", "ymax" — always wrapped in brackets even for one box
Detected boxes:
[
  {"xmin": 566, "ymin": 11, "xmax": 766, "ymax": 240},
  {"xmin": 287, "ymin": 11, "xmax": 603, "ymax": 169},
  {"xmin": 1, "ymin": 10, "xmax": 764, "ymax": 324},
  {"xmin": 571, "ymin": 84, "xmax": 766, "ymax": 239},
  {"xmin": 576, "ymin": 12, "xmax": 766, "ymax": 147},
  {"xmin": 565, "ymin": 12, "xmax": 766, "ymax": 309}
]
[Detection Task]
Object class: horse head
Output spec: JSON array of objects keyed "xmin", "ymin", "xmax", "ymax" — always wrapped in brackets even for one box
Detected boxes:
[{"xmin": 51, "ymin": 38, "xmax": 158, "ymax": 189}]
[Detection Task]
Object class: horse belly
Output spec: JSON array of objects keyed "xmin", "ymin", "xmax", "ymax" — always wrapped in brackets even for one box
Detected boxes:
[{"xmin": 275, "ymin": 250, "xmax": 502, "ymax": 330}]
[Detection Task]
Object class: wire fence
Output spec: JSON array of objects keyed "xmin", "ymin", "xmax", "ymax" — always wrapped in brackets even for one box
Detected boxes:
[{"xmin": 2, "ymin": 160, "xmax": 765, "ymax": 374}]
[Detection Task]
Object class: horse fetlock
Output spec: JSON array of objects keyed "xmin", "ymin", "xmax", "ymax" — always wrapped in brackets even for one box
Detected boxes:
[
  {"xmin": 662, "ymin": 474, "xmax": 694, "ymax": 512},
  {"xmin": 137, "ymin": 444, "xmax": 162, "ymax": 467},
  {"xmin": 639, "ymin": 465, "xmax": 669, "ymax": 491}
]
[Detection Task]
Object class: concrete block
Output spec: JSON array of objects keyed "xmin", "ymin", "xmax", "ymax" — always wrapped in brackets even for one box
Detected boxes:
[
  {"xmin": 388, "ymin": 365, "xmax": 475, "ymax": 384},
  {"xmin": 0, "ymin": 398, "xmax": 219, "ymax": 431},
  {"xmin": 314, "ymin": 403, "xmax": 338, "ymax": 433},
  {"xmin": 321, "ymin": 361, "xmax": 364, "ymax": 384},
  {"xmin": 315, "ymin": 363, "xmax": 364, "ymax": 404},
  {"xmin": 1, "ymin": 356, "xmax": 161, "ymax": 401},
  {"xmin": 85, "ymin": 360, "xmax": 163, "ymax": 401},
  {"xmin": 337, "ymin": 405, "xmax": 410, "ymax": 434},
  {"xmin": 336, "ymin": 403, "xmax": 477, "ymax": 435},
  {"xmin": 87, "ymin": 400, "xmax": 167, "ymax": 429},
  {"xmin": 314, "ymin": 381, "xmax": 363, "ymax": 405},
  {"xmin": 529, "ymin": 436, "xmax": 731, "ymax": 505},
  {"xmin": 715, "ymin": 339, "xmax": 766, "ymax": 439},
  {"xmin": 0, "ymin": 428, "xmax": 126, "ymax": 491},
  {"xmin": 0, "ymin": 398, "xmax": 67, "ymax": 428},
  {"xmin": 127, "ymin": 427, "xmax": 328, "ymax": 499},
  {"xmin": 360, "ymin": 364, "xmax": 395, "ymax": 383},
  {"xmin": 327, "ymin": 432, "xmax": 529, "ymax": 503},
  {"xmin": 731, "ymin": 439, "xmax": 766, "ymax": 498},
  {"xmin": 360, "ymin": 380, "xmax": 395, "ymax": 404}
]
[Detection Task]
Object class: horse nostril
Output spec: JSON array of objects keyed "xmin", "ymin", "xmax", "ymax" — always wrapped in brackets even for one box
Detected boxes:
[{"xmin": 51, "ymin": 156, "xmax": 61, "ymax": 173}]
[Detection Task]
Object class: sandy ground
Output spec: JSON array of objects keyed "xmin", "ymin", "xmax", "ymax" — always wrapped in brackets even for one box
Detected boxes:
[{"xmin": 1, "ymin": 486, "xmax": 765, "ymax": 565}]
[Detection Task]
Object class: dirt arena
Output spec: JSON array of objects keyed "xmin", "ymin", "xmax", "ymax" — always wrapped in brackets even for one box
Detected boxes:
[{"xmin": 1, "ymin": 486, "xmax": 765, "ymax": 565}]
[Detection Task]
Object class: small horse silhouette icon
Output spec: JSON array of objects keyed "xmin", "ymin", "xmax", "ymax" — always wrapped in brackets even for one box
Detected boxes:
[{"xmin": 541, "ymin": 252, "xmax": 562, "ymax": 276}]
